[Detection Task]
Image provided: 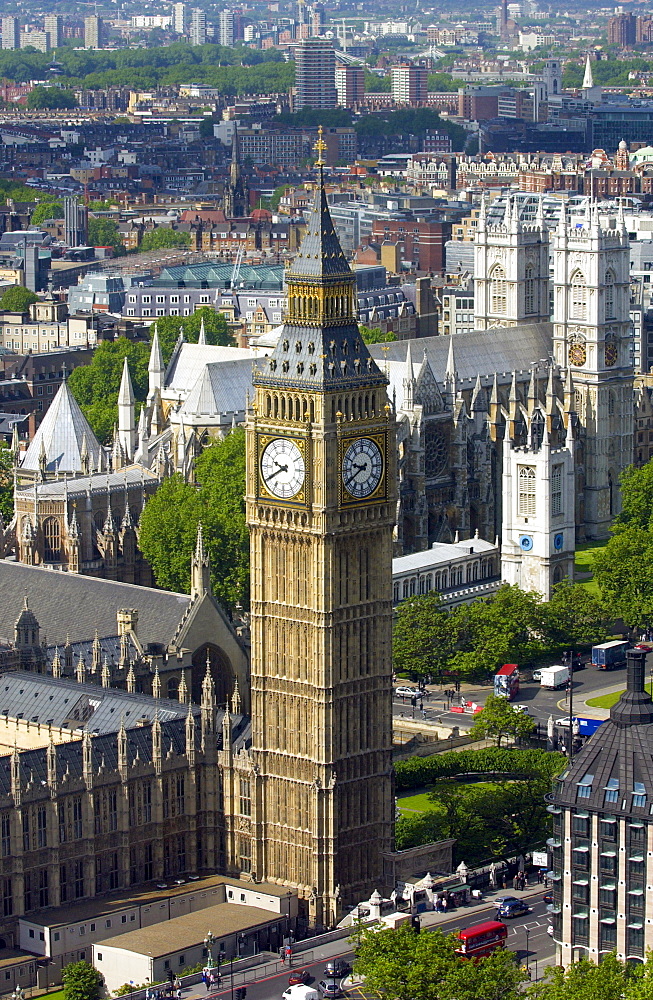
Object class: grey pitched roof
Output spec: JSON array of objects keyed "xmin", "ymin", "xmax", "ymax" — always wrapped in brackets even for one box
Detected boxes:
[
  {"xmin": 21, "ymin": 381, "xmax": 103, "ymax": 474},
  {"xmin": 369, "ymin": 324, "xmax": 554, "ymax": 384},
  {"xmin": 0, "ymin": 671, "xmax": 194, "ymax": 734},
  {"xmin": 178, "ymin": 359, "xmax": 252, "ymax": 423},
  {"xmin": 0, "ymin": 563, "xmax": 191, "ymax": 647},
  {"xmin": 17, "ymin": 465, "xmax": 158, "ymax": 502}
]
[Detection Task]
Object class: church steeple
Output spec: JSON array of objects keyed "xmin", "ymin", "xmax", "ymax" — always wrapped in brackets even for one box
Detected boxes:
[{"xmin": 255, "ymin": 128, "xmax": 386, "ymax": 394}]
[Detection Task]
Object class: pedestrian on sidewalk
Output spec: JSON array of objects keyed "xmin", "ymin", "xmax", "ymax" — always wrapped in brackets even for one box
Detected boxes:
[{"xmin": 279, "ymin": 948, "xmax": 286, "ymax": 965}]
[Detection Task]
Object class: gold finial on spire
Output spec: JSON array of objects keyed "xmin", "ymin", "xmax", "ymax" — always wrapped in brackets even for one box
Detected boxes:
[{"xmin": 314, "ymin": 125, "xmax": 327, "ymax": 168}]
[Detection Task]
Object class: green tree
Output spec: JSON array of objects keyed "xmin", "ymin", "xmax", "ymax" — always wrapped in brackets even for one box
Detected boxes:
[
  {"xmin": 353, "ymin": 923, "xmax": 525, "ymax": 1000},
  {"xmin": 67, "ymin": 338, "xmax": 149, "ymax": 443},
  {"xmin": 26, "ymin": 86, "xmax": 77, "ymax": 109},
  {"xmin": 614, "ymin": 460, "xmax": 653, "ymax": 530},
  {"xmin": 540, "ymin": 579, "xmax": 609, "ymax": 651},
  {"xmin": 468, "ymin": 693, "xmax": 536, "ymax": 747},
  {"xmin": 139, "ymin": 429, "xmax": 249, "ymax": 611},
  {"xmin": 0, "ymin": 286, "xmax": 38, "ymax": 312},
  {"xmin": 594, "ymin": 527, "xmax": 653, "ymax": 631},
  {"xmin": 392, "ymin": 590, "xmax": 457, "ymax": 682},
  {"xmin": 62, "ymin": 961, "xmax": 104, "ymax": 1000},
  {"xmin": 528, "ymin": 953, "xmax": 634, "ymax": 1000},
  {"xmin": 139, "ymin": 228, "xmax": 191, "ymax": 252},
  {"xmin": 31, "ymin": 199, "xmax": 64, "ymax": 224},
  {"xmin": 360, "ymin": 325, "xmax": 397, "ymax": 344},
  {"xmin": 87, "ymin": 218, "xmax": 126, "ymax": 257},
  {"xmin": 0, "ymin": 442, "xmax": 13, "ymax": 521},
  {"xmin": 153, "ymin": 307, "xmax": 233, "ymax": 364}
]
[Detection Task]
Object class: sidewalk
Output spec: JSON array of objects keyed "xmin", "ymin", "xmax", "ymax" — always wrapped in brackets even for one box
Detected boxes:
[{"xmin": 180, "ymin": 883, "xmax": 552, "ymax": 998}]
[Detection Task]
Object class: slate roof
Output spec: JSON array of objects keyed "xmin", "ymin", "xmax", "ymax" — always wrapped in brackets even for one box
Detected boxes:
[
  {"xmin": 164, "ymin": 343, "xmax": 255, "ymax": 398},
  {"xmin": 0, "ymin": 562, "xmax": 191, "ymax": 647},
  {"xmin": 369, "ymin": 324, "xmax": 554, "ymax": 384},
  {"xmin": 17, "ymin": 465, "xmax": 159, "ymax": 502},
  {"xmin": 21, "ymin": 381, "xmax": 103, "ymax": 474},
  {"xmin": 178, "ymin": 359, "xmax": 252, "ymax": 423},
  {"xmin": 286, "ymin": 182, "xmax": 351, "ymax": 281},
  {"xmin": 0, "ymin": 671, "xmax": 194, "ymax": 733},
  {"xmin": 0, "ymin": 710, "xmax": 250, "ymax": 798},
  {"xmin": 552, "ymin": 649, "xmax": 653, "ymax": 817}
]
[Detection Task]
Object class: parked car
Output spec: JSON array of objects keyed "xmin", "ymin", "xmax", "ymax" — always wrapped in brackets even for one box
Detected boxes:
[
  {"xmin": 543, "ymin": 891, "xmax": 553, "ymax": 905},
  {"xmin": 289, "ymin": 972, "xmax": 312, "ymax": 986},
  {"xmin": 532, "ymin": 669, "xmax": 542, "ymax": 682},
  {"xmin": 324, "ymin": 961, "xmax": 350, "ymax": 978},
  {"xmin": 319, "ymin": 980, "xmax": 344, "ymax": 998},
  {"xmin": 395, "ymin": 686, "xmax": 419, "ymax": 698},
  {"xmin": 513, "ymin": 705, "xmax": 530, "ymax": 715},
  {"xmin": 498, "ymin": 899, "xmax": 530, "ymax": 918}
]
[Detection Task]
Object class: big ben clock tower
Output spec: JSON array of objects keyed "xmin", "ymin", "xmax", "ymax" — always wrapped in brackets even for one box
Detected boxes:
[{"xmin": 245, "ymin": 132, "xmax": 396, "ymax": 929}]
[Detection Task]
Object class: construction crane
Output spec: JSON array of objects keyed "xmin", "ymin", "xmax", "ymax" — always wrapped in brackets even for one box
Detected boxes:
[{"xmin": 230, "ymin": 243, "xmax": 244, "ymax": 287}]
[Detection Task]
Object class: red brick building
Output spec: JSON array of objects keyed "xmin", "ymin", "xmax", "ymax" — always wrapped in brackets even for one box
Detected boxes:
[{"xmin": 369, "ymin": 217, "xmax": 452, "ymax": 273}]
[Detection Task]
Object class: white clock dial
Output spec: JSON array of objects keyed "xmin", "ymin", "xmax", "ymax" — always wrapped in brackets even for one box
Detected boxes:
[
  {"xmin": 342, "ymin": 438, "xmax": 383, "ymax": 499},
  {"xmin": 261, "ymin": 438, "xmax": 305, "ymax": 499}
]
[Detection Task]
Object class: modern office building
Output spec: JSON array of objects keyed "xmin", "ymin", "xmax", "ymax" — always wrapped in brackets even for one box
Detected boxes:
[
  {"xmin": 1, "ymin": 17, "xmax": 20, "ymax": 50},
  {"xmin": 219, "ymin": 9, "xmax": 234, "ymax": 46},
  {"xmin": 44, "ymin": 14, "xmax": 62, "ymax": 49},
  {"xmin": 335, "ymin": 65, "xmax": 364, "ymax": 107},
  {"xmin": 391, "ymin": 64, "xmax": 428, "ymax": 105},
  {"xmin": 549, "ymin": 648, "xmax": 653, "ymax": 965},
  {"xmin": 190, "ymin": 8, "xmax": 207, "ymax": 45},
  {"xmin": 84, "ymin": 15, "xmax": 103, "ymax": 49},
  {"xmin": 172, "ymin": 2, "xmax": 188, "ymax": 34},
  {"xmin": 64, "ymin": 196, "xmax": 88, "ymax": 249},
  {"xmin": 294, "ymin": 38, "xmax": 337, "ymax": 109}
]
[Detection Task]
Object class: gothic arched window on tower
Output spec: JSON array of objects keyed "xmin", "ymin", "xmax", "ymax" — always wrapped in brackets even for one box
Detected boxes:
[
  {"xmin": 524, "ymin": 266, "xmax": 536, "ymax": 315},
  {"xmin": 570, "ymin": 270, "xmax": 587, "ymax": 320},
  {"xmin": 43, "ymin": 517, "xmax": 61, "ymax": 562},
  {"xmin": 517, "ymin": 465, "xmax": 537, "ymax": 517},
  {"xmin": 490, "ymin": 265, "xmax": 507, "ymax": 314},
  {"xmin": 605, "ymin": 270, "xmax": 616, "ymax": 319}
]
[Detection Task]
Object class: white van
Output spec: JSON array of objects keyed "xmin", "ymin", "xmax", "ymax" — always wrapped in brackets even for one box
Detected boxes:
[{"xmin": 282, "ymin": 986, "xmax": 320, "ymax": 1000}]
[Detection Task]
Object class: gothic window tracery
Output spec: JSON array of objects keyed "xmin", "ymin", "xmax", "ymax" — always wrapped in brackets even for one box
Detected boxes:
[
  {"xmin": 525, "ymin": 265, "xmax": 536, "ymax": 315},
  {"xmin": 517, "ymin": 465, "xmax": 536, "ymax": 517},
  {"xmin": 43, "ymin": 517, "xmax": 61, "ymax": 561},
  {"xmin": 490, "ymin": 265, "xmax": 507, "ymax": 314},
  {"xmin": 605, "ymin": 270, "xmax": 616, "ymax": 319},
  {"xmin": 424, "ymin": 424, "xmax": 447, "ymax": 478},
  {"xmin": 570, "ymin": 270, "xmax": 587, "ymax": 320}
]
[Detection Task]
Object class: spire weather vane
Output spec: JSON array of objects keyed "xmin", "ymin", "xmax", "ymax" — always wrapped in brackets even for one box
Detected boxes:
[{"xmin": 314, "ymin": 125, "xmax": 327, "ymax": 168}]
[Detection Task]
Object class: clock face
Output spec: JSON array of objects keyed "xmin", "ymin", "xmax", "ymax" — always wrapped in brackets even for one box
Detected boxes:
[
  {"xmin": 605, "ymin": 342, "xmax": 618, "ymax": 367},
  {"xmin": 342, "ymin": 437, "xmax": 383, "ymax": 499},
  {"xmin": 260, "ymin": 438, "xmax": 305, "ymax": 499},
  {"xmin": 569, "ymin": 342, "xmax": 586, "ymax": 367},
  {"xmin": 519, "ymin": 534, "xmax": 534, "ymax": 552}
]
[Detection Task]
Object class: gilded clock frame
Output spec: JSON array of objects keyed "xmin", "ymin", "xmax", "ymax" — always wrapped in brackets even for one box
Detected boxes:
[
  {"xmin": 257, "ymin": 433, "xmax": 310, "ymax": 506},
  {"xmin": 338, "ymin": 432, "xmax": 387, "ymax": 507}
]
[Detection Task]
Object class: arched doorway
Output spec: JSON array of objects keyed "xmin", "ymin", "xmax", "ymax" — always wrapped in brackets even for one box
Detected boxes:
[{"xmin": 191, "ymin": 643, "xmax": 234, "ymax": 708}]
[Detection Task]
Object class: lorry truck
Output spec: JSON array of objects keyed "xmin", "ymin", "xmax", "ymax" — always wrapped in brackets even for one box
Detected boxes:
[
  {"xmin": 539, "ymin": 665, "xmax": 570, "ymax": 690},
  {"xmin": 592, "ymin": 640, "xmax": 629, "ymax": 670}
]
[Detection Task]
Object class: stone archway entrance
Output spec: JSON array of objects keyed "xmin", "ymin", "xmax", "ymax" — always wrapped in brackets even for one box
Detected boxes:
[{"xmin": 191, "ymin": 643, "xmax": 235, "ymax": 708}]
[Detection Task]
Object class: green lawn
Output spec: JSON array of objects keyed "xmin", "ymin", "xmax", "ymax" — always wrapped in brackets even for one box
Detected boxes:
[
  {"xmin": 574, "ymin": 540, "xmax": 608, "ymax": 598},
  {"xmin": 42, "ymin": 991, "xmax": 65, "ymax": 1000},
  {"xmin": 397, "ymin": 781, "xmax": 503, "ymax": 815},
  {"xmin": 586, "ymin": 681, "xmax": 653, "ymax": 709}
]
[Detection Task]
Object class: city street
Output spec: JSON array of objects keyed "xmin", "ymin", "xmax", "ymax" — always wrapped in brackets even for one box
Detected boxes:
[
  {"xmin": 393, "ymin": 661, "xmax": 633, "ymax": 730},
  {"xmin": 190, "ymin": 892, "xmax": 555, "ymax": 1000}
]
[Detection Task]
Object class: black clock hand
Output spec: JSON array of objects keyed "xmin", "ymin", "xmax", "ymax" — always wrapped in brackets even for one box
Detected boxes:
[{"xmin": 265, "ymin": 464, "xmax": 288, "ymax": 481}]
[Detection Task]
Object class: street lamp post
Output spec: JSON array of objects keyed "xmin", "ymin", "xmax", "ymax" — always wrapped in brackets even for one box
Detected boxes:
[
  {"xmin": 204, "ymin": 931, "xmax": 216, "ymax": 972},
  {"xmin": 525, "ymin": 927, "xmax": 530, "ymax": 973}
]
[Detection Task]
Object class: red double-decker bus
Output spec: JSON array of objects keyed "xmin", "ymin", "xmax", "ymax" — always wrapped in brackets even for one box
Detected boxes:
[{"xmin": 456, "ymin": 920, "xmax": 508, "ymax": 960}]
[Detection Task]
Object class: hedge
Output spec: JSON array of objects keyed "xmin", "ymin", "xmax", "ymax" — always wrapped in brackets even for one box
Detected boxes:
[{"xmin": 394, "ymin": 747, "xmax": 566, "ymax": 792}]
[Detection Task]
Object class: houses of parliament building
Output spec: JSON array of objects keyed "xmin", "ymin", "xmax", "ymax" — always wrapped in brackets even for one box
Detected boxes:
[{"xmin": 0, "ymin": 137, "xmax": 642, "ymax": 958}]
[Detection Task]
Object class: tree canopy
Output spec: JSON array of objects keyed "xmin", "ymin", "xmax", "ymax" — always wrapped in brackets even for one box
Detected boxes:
[
  {"xmin": 393, "ymin": 581, "xmax": 608, "ymax": 682},
  {"xmin": 353, "ymin": 923, "xmax": 526, "ymax": 1000},
  {"xmin": 31, "ymin": 198, "xmax": 64, "ymax": 225},
  {"xmin": 67, "ymin": 338, "xmax": 149, "ymax": 444},
  {"xmin": 138, "ymin": 429, "xmax": 249, "ymax": 611},
  {"xmin": 528, "ymin": 952, "xmax": 653, "ymax": 1000},
  {"xmin": 468, "ymin": 694, "xmax": 536, "ymax": 747},
  {"xmin": 139, "ymin": 228, "xmax": 191, "ymax": 253},
  {"xmin": 62, "ymin": 961, "xmax": 103, "ymax": 1000},
  {"xmin": 360, "ymin": 324, "xmax": 397, "ymax": 344},
  {"xmin": 87, "ymin": 218, "xmax": 126, "ymax": 257},
  {"xmin": 594, "ymin": 458, "xmax": 653, "ymax": 630},
  {"xmin": 26, "ymin": 86, "xmax": 77, "ymax": 109},
  {"xmin": 0, "ymin": 443, "xmax": 13, "ymax": 522},
  {"xmin": 0, "ymin": 286, "xmax": 37, "ymax": 313},
  {"xmin": 153, "ymin": 307, "xmax": 233, "ymax": 364}
]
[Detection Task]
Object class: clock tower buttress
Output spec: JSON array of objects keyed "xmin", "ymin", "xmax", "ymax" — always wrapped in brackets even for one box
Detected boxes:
[{"xmin": 246, "ymin": 134, "xmax": 396, "ymax": 929}]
